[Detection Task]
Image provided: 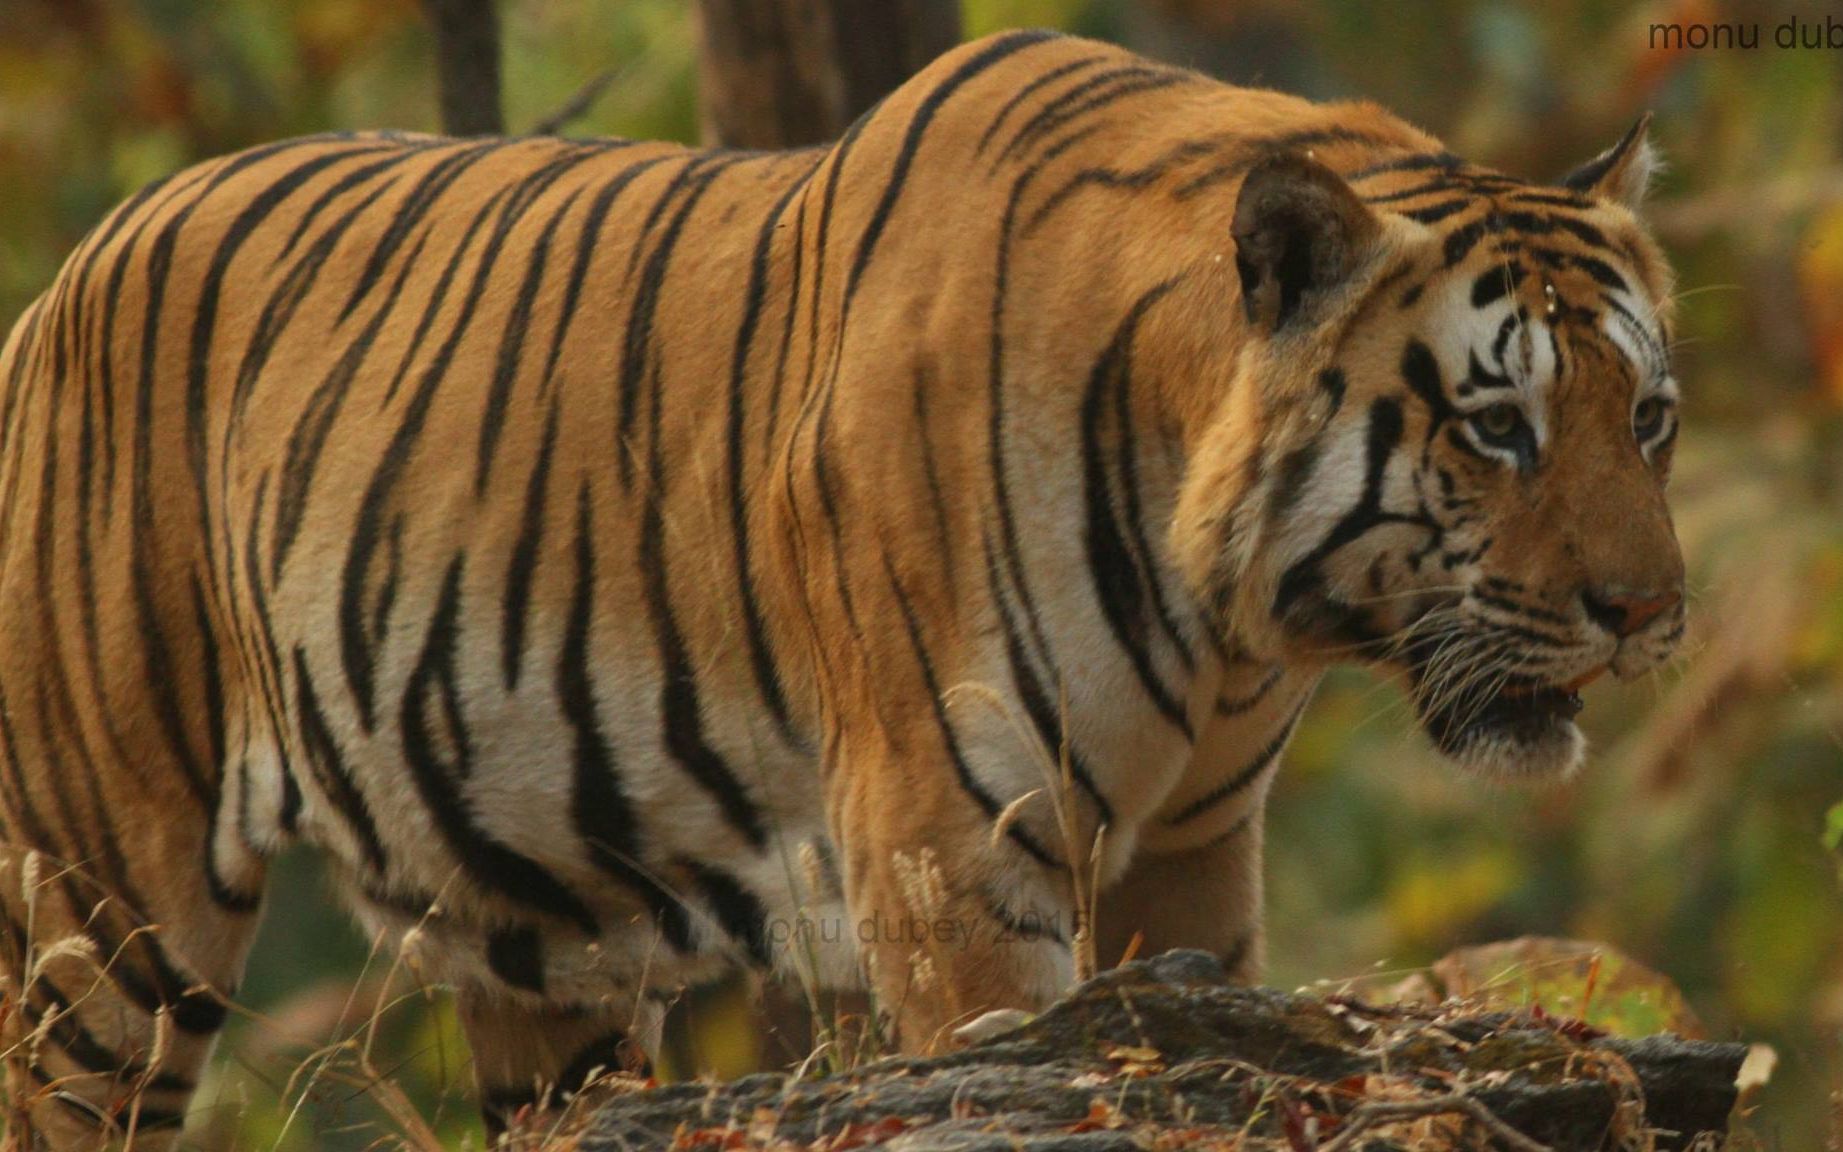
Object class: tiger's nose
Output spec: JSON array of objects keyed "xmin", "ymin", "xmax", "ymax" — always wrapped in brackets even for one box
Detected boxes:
[{"xmin": 1581, "ymin": 587, "xmax": 1681, "ymax": 638}]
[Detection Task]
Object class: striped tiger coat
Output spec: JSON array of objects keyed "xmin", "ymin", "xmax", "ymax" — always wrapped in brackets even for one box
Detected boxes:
[{"xmin": 0, "ymin": 29, "xmax": 1684, "ymax": 1147}]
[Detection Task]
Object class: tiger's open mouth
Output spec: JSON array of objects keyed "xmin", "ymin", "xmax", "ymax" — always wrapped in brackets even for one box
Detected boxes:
[{"xmin": 1411, "ymin": 667, "xmax": 1603, "ymax": 779}]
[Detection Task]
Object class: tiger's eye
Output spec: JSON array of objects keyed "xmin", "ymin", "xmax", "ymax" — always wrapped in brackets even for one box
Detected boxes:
[
  {"xmin": 1633, "ymin": 396, "xmax": 1666, "ymax": 440},
  {"xmin": 1474, "ymin": 403, "xmax": 1521, "ymax": 439}
]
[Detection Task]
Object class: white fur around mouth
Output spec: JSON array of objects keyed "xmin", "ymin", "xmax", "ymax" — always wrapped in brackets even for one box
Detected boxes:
[{"xmin": 1418, "ymin": 676, "xmax": 1590, "ymax": 781}]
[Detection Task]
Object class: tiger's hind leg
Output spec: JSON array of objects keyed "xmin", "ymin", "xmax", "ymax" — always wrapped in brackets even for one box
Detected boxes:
[
  {"xmin": 0, "ymin": 602, "xmax": 266, "ymax": 1145},
  {"xmin": 457, "ymin": 992, "xmax": 659, "ymax": 1146},
  {"xmin": 0, "ymin": 757, "xmax": 266, "ymax": 1150}
]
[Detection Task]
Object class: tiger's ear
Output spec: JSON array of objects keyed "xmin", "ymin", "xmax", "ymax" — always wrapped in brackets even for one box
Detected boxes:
[
  {"xmin": 1559, "ymin": 114, "xmax": 1658, "ymax": 210},
  {"xmin": 1232, "ymin": 152, "xmax": 1382, "ymax": 334}
]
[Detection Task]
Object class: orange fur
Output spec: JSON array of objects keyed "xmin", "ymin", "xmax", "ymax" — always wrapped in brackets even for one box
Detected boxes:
[{"xmin": 0, "ymin": 31, "xmax": 1680, "ymax": 1146}]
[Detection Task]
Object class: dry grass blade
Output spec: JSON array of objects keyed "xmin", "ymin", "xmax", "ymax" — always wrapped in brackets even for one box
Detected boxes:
[{"xmin": 1317, "ymin": 1090, "xmax": 1553, "ymax": 1152}]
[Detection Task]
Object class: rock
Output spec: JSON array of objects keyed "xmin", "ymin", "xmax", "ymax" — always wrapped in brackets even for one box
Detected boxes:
[
  {"xmin": 576, "ymin": 951, "xmax": 1749, "ymax": 1151},
  {"xmin": 1308, "ymin": 937, "xmax": 1707, "ymax": 1040}
]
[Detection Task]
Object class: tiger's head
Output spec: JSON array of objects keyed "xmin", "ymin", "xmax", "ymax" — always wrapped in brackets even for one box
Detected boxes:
[{"xmin": 1179, "ymin": 121, "xmax": 1684, "ymax": 781}]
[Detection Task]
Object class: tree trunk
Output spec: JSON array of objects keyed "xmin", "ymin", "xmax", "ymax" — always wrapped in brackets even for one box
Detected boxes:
[
  {"xmin": 695, "ymin": 0, "xmax": 961, "ymax": 149},
  {"xmin": 422, "ymin": 0, "xmax": 504, "ymax": 136}
]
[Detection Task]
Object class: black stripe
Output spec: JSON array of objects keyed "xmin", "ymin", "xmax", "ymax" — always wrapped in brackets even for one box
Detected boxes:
[
  {"xmin": 1526, "ymin": 211, "xmax": 1614, "ymax": 248},
  {"xmin": 403, "ymin": 560, "xmax": 473, "ymax": 779},
  {"xmin": 778, "ymin": 116, "xmax": 870, "ymax": 554},
  {"xmin": 1570, "ymin": 251, "xmax": 1629, "ymax": 291},
  {"xmin": 1472, "ymin": 589, "xmax": 1570, "ymax": 627},
  {"xmin": 761, "ymin": 190, "xmax": 809, "ymax": 455},
  {"xmin": 985, "ymin": 126, "xmax": 1108, "ymax": 673},
  {"xmin": 1443, "ymin": 424, "xmax": 1498, "ymax": 464},
  {"xmin": 1164, "ymin": 699, "xmax": 1306, "ymax": 826},
  {"xmin": 189, "ymin": 145, "xmax": 391, "ymax": 535},
  {"xmin": 189, "ymin": 574, "xmax": 227, "ymax": 789},
  {"xmin": 58, "ymin": 172, "xmax": 182, "ymax": 465},
  {"xmin": 883, "ymin": 553, "xmax": 1059, "ymax": 868},
  {"xmin": 279, "ymin": 143, "xmax": 430, "ymax": 261},
  {"xmin": 227, "ymin": 173, "xmax": 404, "ymax": 429},
  {"xmin": 912, "ymin": 369, "xmax": 959, "ymax": 602},
  {"xmin": 1201, "ymin": 807, "xmax": 1258, "ymax": 850},
  {"xmin": 1509, "ymin": 188, "xmax": 1595, "ymax": 210},
  {"xmin": 341, "ymin": 187, "xmax": 512, "ymax": 728},
  {"xmin": 994, "ymin": 64, "xmax": 1183, "ymax": 168},
  {"xmin": 1217, "ymin": 666, "xmax": 1282, "ymax": 716},
  {"xmin": 277, "ymin": 742, "xmax": 303, "ymax": 836},
  {"xmin": 486, "ymin": 925, "xmax": 546, "ymax": 993},
  {"xmin": 1442, "ymin": 218, "xmax": 1493, "ymax": 267},
  {"xmin": 8, "ymin": 967, "xmax": 195, "ymax": 1094},
  {"xmin": 808, "ymin": 368, "xmax": 870, "ymax": 651},
  {"xmin": 131, "ymin": 157, "xmax": 305, "ymax": 808},
  {"xmin": 639, "ymin": 355, "xmax": 770, "ymax": 848},
  {"xmin": 1402, "ymin": 339, "xmax": 1457, "ymax": 425},
  {"xmin": 541, "ymin": 155, "xmax": 675, "ymax": 391},
  {"xmin": 1400, "ymin": 198, "xmax": 1470, "ymax": 225},
  {"xmin": 723, "ymin": 173, "xmax": 811, "ymax": 741},
  {"xmin": 846, "ymin": 29, "xmax": 1062, "ymax": 304},
  {"xmin": 1268, "ymin": 443, "xmax": 1320, "ymax": 524},
  {"xmin": 975, "ymin": 52, "xmax": 1108, "ymax": 155},
  {"xmin": 501, "ymin": 400, "xmax": 561, "ymax": 690},
  {"xmin": 23, "ymin": 677, "xmax": 229, "ymax": 1037},
  {"xmin": 1025, "ymin": 137, "xmax": 1224, "ymax": 235},
  {"xmin": 12, "ymin": 1058, "xmax": 184, "ymax": 1130},
  {"xmin": 625, "ymin": 153, "xmax": 707, "ymax": 280},
  {"xmin": 442, "ymin": 149, "xmax": 610, "ymax": 414},
  {"xmin": 615, "ymin": 155, "xmax": 739, "ymax": 485},
  {"xmin": 0, "ymin": 302, "xmax": 45, "ymax": 470},
  {"xmin": 355, "ymin": 879, "xmax": 444, "ymax": 922},
  {"xmin": 983, "ymin": 892, "xmax": 1067, "ymax": 946},
  {"xmin": 1174, "ymin": 127, "xmax": 1397, "ymax": 200},
  {"xmin": 982, "ymin": 534, "xmax": 1114, "ymax": 826},
  {"xmin": 272, "ymin": 227, "xmax": 432, "ymax": 581},
  {"xmin": 1081, "ymin": 283, "xmax": 1192, "ymax": 738},
  {"xmin": 339, "ymin": 139, "xmax": 505, "ymax": 322},
  {"xmin": 1604, "ymin": 297, "xmax": 1667, "ymax": 377},
  {"xmin": 475, "ymin": 184, "xmax": 585, "ymax": 493},
  {"xmin": 1346, "ymin": 151, "xmax": 1463, "ymax": 181},
  {"xmin": 1361, "ymin": 177, "xmax": 1465, "ymax": 205},
  {"xmin": 560, "ymin": 485, "xmax": 693, "ymax": 952},
  {"xmin": 93, "ymin": 173, "xmax": 206, "ymax": 518},
  {"xmin": 402, "ymin": 557, "xmax": 599, "ymax": 935},
  {"xmin": 684, "ymin": 861, "xmax": 772, "ymax": 967},
  {"xmin": 1107, "ymin": 302, "xmax": 1195, "ymax": 675},
  {"xmin": 1273, "ymin": 398, "xmax": 1408, "ymax": 622},
  {"xmin": 1471, "ymin": 265, "xmax": 1519, "ymax": 308},
  {"xmin": 240, "ymin": 473, "xmax": 300, "ymax": 856},
  {"xmin": 293, "ymin": 648, "xmax": 387, "ymax": 874}
]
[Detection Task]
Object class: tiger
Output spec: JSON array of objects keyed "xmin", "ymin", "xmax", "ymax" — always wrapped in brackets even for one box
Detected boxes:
[{"xmin": 0, "ymin": 27, "xmax": 1684, "ymax": 1148}]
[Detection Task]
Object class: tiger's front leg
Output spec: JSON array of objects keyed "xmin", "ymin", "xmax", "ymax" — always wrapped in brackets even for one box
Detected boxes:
[
  {"xmin": 1093, "ymin": 812, "xmax": 1270, "ymax": 984},
  {"xmin": 827, "ymin": 721, "xmax": 1079, "ymax": 1053}
]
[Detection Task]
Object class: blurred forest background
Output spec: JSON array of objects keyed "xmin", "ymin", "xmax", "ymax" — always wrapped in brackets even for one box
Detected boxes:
[{"xmin": 1, "ymin": 0, "xmax": 1841, "ymax": 1148}]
